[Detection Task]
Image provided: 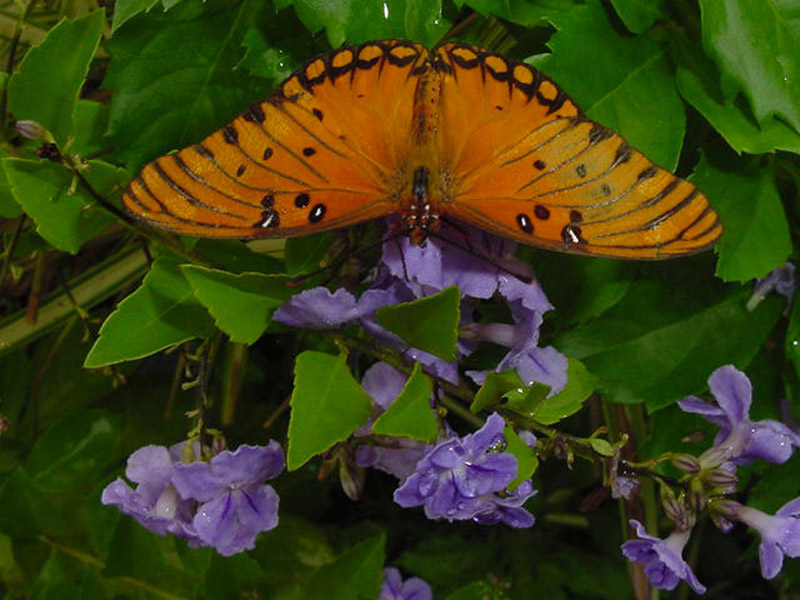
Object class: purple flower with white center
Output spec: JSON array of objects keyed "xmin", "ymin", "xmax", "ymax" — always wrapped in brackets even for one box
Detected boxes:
[
  {"xmin": 393, "ymin": 413, "xmax": 535, "ymax": 526},
  {"xmin": 171, "ymin": 442, "xmax": 284, "ymax": 556},
  {"xmin": 101, "ymin": 443, "xmax": 199, "ymax": 543},
  {"xmin": 355, "ymin": 362, "xmax": 433, "ymax": 480},
  {"xmin": 621, "ymin": 520, "xmax": 706, "ymax": 594},
  {"xmin": 678, "ymin": 365, "xmax": 800, "ymax": 467},
  {"xmin": 379, "ymin": 567, "xmax": 432, "ymax": 600},
  {"xmin": 728, "ymin": 497, "xmax": 800, "ymax": 579}
]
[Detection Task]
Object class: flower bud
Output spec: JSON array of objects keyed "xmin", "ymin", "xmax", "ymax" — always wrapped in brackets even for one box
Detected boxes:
[
  {"xmin": 709, "ymin": 498, "xmax": 743, "ymax": 522},
  {"xmin": 14, "ymin": 120, "xmax": 48, "ymax": 140},
  {"xmin": 702, "ymin": 466, "xmax": 739, "ymax": 490},
  {"xmin": 671, "ymin": 453, "xmax": 701, "ymax": 474}
]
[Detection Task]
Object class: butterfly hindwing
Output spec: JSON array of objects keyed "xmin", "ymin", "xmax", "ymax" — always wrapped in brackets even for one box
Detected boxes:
[
  {"xmin": 435, "ymin": 42, "xmax": 722, "ymax": 259},
  {"xmin": 123, "ymin": 40, "xmax": 429, "ymax": 239}
]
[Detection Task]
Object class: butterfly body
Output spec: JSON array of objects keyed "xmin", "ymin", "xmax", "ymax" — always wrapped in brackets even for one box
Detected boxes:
[{"xmin": 123, "ymin": 40, "xmax": 721, "ymax": 259}]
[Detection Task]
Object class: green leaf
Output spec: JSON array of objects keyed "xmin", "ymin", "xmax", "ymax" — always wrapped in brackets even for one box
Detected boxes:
[
  {"xmin": 277, "ymin": 0, "xmax": 353, "ymax": 47},
  {"xmin": 444, "ymin": 581, "xmax": 494, "ymax": 600},
  {"xmin": 72, "ymin": 100, "xmax": 111, "ymax": 157},
  {"xmin": 0, "ymin": 533, "xmax": 24, "ymax": 595},
  {"xmin": 302, "ymin": 535, "xmax": 385, "ymax": 600},
  {"xmin": 533, "ymin": 0, "xmax": 685, "ymax": 169},
  {"xmin": 690, "ymin": 155, "xmax": 791, "ymax": 282},
  {"xmin": 609, "ymin": 0, "xmax": 664, "ymax": 33},
  {"xmin": 112, "ymin": 0, "xmax": 161, "ymax": 32},
  {"xmin": 284, "ymin": 233, "xmax": 337, "ymax": 277},
  {"xmin": 0, "ymin": 155, "xmax": 21, "ymax": 218},
  {"xmin": 787, "ymin": 297, "xmax": 800, "ymax": 381},
  {"xmin": 557, "ymin": 285, "xmax": 783, "ymax": 410},
  {"xmin": 371, "ymin": 362, "xmax": 438, "ymax": 442},
  {"xmin": 7, "ymin": 12, "xmax": 104, "ymax": 147},
  {"xmin": 344, "ymin": 0, "xmax": 449, "ymax": 47},
  {"xmin": 503, "ymin": 426, "xmax": 538, "ymax": 489},
  {"xmin": 181, "ymin": 266, "xmax": 294, "ymax": 344},
  {"xmin": 287, "ymin": 351, "xmax": 373, "ymax": 470},
  {"xmin": 3, "ymin": 158, "xmax": 123, "ymax": 254},
  {"xmin": 84, "ymin": 259, "xmax": 216, "ymax": 368},
  {"xmin": 31, "ymin": 550, "xmax": 105, "ymax": 600},
  {"xmin": 103, "ymin": 517, "xmax": 208, "ymax": 596},
  {"xmin": 674, "ymin": 34, "xmax": 800, "ymax": 155},
  {"xmin": 471, "ymin": 370, "xmax": 525, "ymax": 413},
  {"xmin": 458, "ymin": 0, "xmax": 578, "ymax": 26},
  {"xmin": 0, "ymin": 469, "xmax": 65, "ymax": 537},
  {"xmin": 106, "ymin": 0, "xmax": 273, "ymax": 170},
  {"xmin": 699, "ymin": 0, "xmax": 800, "ymax": 134},
  {"xmin": 376, "ymin": 286, "xmax": 460, "ymax": 361},
  {"xmin": 531, "ymin": 357, "xmax": 597, "ymax": 425},
  {"xmin": 25, "ymin": 410, "xmax": 120, "ymax": 493},
  {"xmin": 504, "ymin": 382, "xmax": 551, "ymax": 418}
]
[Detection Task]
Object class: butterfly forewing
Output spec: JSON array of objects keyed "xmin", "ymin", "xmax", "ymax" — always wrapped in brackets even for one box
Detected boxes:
[
  {"xmin": 434, "ymin": 42, "xmax": 722, "ymax": 259},
  {"xmin": 123, "ymin": 40, "xmax": 428, "ymax": 239}
]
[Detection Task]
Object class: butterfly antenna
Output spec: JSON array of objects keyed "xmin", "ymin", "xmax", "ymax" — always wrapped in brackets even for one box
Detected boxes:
[{"xmin": 431, "ymin": 218, "xmax": 535, "ymax": 285}]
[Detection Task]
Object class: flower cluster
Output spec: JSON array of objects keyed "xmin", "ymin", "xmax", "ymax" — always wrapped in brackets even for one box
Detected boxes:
[
  {"xmin": 622, "ymin": 365, "xmax": 800, "ymax": 593},
  {"xmin": 354, "ymin": 362, "xmax": 538, "ymax": 527},
  {"xmin": 274, "ymin": 222, "xmax": 568, "ymax": 391},
  {"xmin": 102, "ymin": 441, "xmax": 284, "ymax": 556},
  {"xmin": 393, "ymin": 413, "xmax": 536, "ymax": 528},
  {"xmin": 276, "ymin": 224, "xmax": 553, "ymax": 527}
]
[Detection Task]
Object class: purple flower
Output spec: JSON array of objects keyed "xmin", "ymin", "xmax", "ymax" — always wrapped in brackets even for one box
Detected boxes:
[
  {"xmin": 101, "ymin": 443, "xmax": 199, "ymax": 543},
  {"xmin": 393, "ymin": 413, "xmax": 535, "ymax": 526},
  {"xmin": 730, "ymin": 498, "xmax": 800, "ymax": 579},
  {"xmin": 102, "ymin": 441, "xmax": 284, "ymax": 556},
  {"xmin": 172, "ymin": 443, "xmax": 284, "ymax": 556},
  {"xmin": 464, "ymin": 303, "xmax": 567, "ymax": 395},
  {"xmin": 274, "ymin": 223, "xmax": 567, "ymax": 393},
  {"xmin": 621, "ymin": 520, "xmax": 706, "ymax": 594},
  {"xmin": 678, "ymin": 365, "xmax": 800, "ymax": 467},
  {"xmin": 379, "ymin": 567, "xmax": 432, "ymax": 600}
]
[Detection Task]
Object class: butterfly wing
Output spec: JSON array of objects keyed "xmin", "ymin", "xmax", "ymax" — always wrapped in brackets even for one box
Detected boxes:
[
  {"xmin": 434, "ymin": 42, "xmax": 722, "ymax": 259},
  {"xmin": 123, "ymin": 40, "xmax": 428, "ymax": 239}
]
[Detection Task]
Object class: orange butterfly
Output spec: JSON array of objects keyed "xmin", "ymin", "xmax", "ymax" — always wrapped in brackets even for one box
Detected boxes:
[{"xmin": 123, "ymin": 40, "xmax": 721, "ymax": 259}]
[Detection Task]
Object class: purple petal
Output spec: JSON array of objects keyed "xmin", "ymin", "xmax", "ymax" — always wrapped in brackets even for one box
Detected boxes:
[
  {"xmin": 360, "ymin": 363, "xmax": 408, "ymax": 410},
  {"xmin": 741, "ymin": 420, "xmax": 799, "ymax": 464},
  {"xmin": 759, "ymin": 540, "xmax": 785, "ymax": 580},
  {"xmin": 125, "ymin": 445, "xmax": 173, "ymax": 489},
  {"xmin": 193, "ymin": 485, "xmax": 279, "ymax": 556},
  {"xmin": 469, "ymin": 413, "xmax": 507, "ymax": 451},
  {"xmin": 777, "ymin": 497, "xmax": 800, "ymax": 517},
  {"xmin": 708, "ymin": 365, "xmax": 752, "ymax": 425},
  {"xmin": 506, "ymin": 345, "xmax": 568, "ymax": 394},
  {"xmin": 173, "ymin": 443, "xmax": 284, "ymax": 502},
  {"xmin": 273, "ymin": 287, "xmax": 360, "ymax": 328}
]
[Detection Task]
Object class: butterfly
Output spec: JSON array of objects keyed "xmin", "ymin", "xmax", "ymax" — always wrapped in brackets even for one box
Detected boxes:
[{"xmin": 122, "ymin": 39, "xmax": 722, "ymax": 260}]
